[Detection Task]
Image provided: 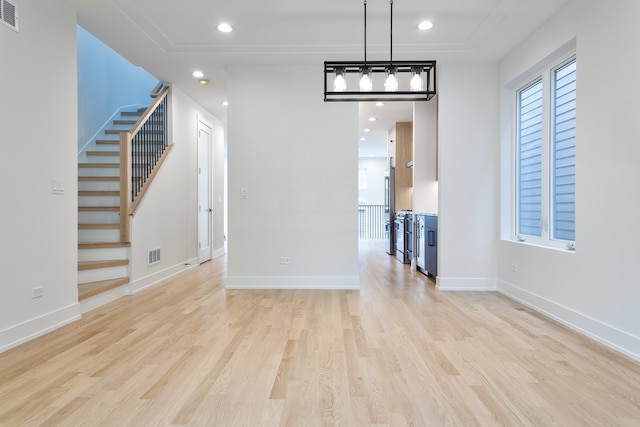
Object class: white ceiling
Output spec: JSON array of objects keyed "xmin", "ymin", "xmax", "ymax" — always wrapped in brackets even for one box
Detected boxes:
[{"xmin": 64, "ymin": 0, "xmax": 569, "ymax": 157}]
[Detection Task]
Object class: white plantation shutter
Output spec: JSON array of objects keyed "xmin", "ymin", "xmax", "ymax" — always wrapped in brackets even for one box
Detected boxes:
[
  {"xmin": 517, "ymin": 80, "xmax": 543, "ymax": 237},
  {"xmin": 552, "ymin": 59, "xmax": 576, "ymax": 241}
]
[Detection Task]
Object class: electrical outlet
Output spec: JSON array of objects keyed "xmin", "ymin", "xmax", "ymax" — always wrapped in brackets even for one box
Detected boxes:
[
  {"xmin": 511, "ymin": 263, "xmax": 518, "ymax": 272},
  {"xmin": 32, "ymin": 287, "xmax": 44, "ymax": 299},
  {"xmin": 279, "ymin": 257, "xmax": 291, "ymax": 265}
]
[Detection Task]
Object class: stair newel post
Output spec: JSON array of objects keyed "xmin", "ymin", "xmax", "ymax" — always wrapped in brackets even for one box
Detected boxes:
[{"xmin": 119, "ymin": 131, "xmax": 132, "ymax": 243}]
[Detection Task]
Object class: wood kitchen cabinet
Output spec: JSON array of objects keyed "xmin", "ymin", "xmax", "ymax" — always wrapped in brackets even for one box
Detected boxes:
[{"xmin": 388, "ymin": 122, "xmax": 413, "ymax": 212}]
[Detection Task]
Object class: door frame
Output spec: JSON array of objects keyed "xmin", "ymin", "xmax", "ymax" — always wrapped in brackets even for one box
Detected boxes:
[{"xmin": 197, "ymin": 118, "xmax": 213, "ymax": 264}]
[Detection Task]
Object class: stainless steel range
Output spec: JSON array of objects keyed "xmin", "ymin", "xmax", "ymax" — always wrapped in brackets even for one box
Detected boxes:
[{"xmin": 395, "ymin": 210, "xmax": 411, "ymax": 264}]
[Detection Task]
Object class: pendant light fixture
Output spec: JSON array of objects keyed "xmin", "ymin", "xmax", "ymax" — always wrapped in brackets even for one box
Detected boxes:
[
  {"xmin": 384, "ymin": 1, "xmax": 398, "ymax": 92},
  {"xmin": 324, "ymin": 0, "xmax": 437, "ymax": 102},
  {"xmin": 359, "ymin": 1, "xmax": 372, "ymax": 92}
]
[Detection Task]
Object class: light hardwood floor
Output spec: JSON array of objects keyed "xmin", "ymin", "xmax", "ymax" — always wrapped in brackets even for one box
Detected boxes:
[{"xmin": 1, "ymin": 241, "xmax": 639, "ymax": 426}]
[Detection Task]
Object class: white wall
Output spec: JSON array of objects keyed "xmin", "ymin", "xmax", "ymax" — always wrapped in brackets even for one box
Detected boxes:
[
  {"xmin": 497, "ymin": 0, "xmax": 640, "ymax": 360},
  {"xmin": 77, "ymin": 25, "xmax": 159, "ymax": 150},
  {"xmin": 437, "ymin": 64, "xmax": 500, "ymax": 291},
  {"xmin": 413, "ymin": 100, "xmax": 439, "ymax": 214},
  {"xmin": 226, "ymin": 65, "xmax": 359, "ymax": 289},
  {"xmin": 0, "ymin": 0, "xmax": 80, "ymax": 351},
  {"xmin": 129, "ymin": 87, "xmax": 225, "ymax": 293},
  {"xmin": 358, "ymin": 157, "xmax": 386, "ymax": 205}
]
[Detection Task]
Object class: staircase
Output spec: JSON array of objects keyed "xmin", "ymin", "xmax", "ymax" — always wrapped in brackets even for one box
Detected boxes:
[
  {"xmin": 77, "ymin": 109, "xmax": 144, "ymax": 301},
  {"xmin": 77, "ymin": 85, "xmax": 171, "ymax": 305}
]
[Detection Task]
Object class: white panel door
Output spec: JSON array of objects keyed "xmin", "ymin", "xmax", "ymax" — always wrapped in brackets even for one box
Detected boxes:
[{"xmin": 198, "ymin": 123, "xmax": 212, "ymax": 263}]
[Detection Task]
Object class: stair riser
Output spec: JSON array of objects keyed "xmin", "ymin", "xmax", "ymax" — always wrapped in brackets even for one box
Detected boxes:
[
  {"xmin": 79, "ymin": 265, "xmax": 129, "ymax": 284},
  {"xmin": 78, "ymin": 181, "xmax": 120, "ymax": 191},
  {"xmin": 109, "ymin": 123, "xmax": 133, "ymax": 131},
  {"xmin": 78, "ymin": 211, "xmax": 120, "ymax": 224},
  {"xmin": 78, "ymin": 196, "xmax": 121, "ymax": 207},
  {"xmin": 78, "ymin": 168, "xmax": 119, "ymax": 177},
  {"xmin": 78, "ymin": 247, "xmax": 129, "ymax": 262},
  {"xmin": 86, "ymin": 155, "xmax": 119, "ymax": 162},
  {"xmin": 78, "ymin": 228, "xmax": 120, "ymax": 243},
  {"xmin": 90, "ymin": 146, "xmax": 120, "ymax": 152}
]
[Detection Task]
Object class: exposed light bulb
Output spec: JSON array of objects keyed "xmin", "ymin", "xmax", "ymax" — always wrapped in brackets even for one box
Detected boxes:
[
  {"xmin": 410, "ymin": 71, "xmax": 423, "ymax": 91},
  {"xmin": 359, "ymin": 67, "xmax": 373, "ymax": 91},
  {"xmin": 384, "ymin": 71, "xmax": 398, "ymax": 92},
  {"xmin": 334, "ymin": 72, "xmax": 347, "ymax": 92}
]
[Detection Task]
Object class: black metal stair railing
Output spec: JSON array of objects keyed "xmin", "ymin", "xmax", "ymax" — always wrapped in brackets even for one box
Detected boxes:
[
  {"xmin": 131, "ymin": 97, "xmax": 167, "ymax": 201},
  {"xmin": 119, "ymin": 85, "xmax": 172, "ymax": 243}
]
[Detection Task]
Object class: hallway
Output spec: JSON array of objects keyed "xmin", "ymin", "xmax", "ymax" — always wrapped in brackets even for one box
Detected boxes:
[{"xmin": 0, "ymin": 241, "xmax": 638, "ymax": 425}]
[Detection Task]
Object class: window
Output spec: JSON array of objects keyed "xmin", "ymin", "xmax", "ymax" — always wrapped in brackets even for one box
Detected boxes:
[{"xmin": 516, "ymin": 57, "xmax": 576, "ymax": 247}]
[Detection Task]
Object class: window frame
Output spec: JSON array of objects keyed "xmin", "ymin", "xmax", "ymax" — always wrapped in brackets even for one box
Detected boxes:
[{"xmin": 514, "ymin": 54, "xmax": 576, "ymax": 250}]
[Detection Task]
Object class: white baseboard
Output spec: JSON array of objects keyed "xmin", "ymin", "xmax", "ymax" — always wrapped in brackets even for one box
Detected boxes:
[
  {"xmin": 226, "ymin": 276, "xmax": 360, "ymax": 290},
  {"xmin": 212, "ymin": 247, "xmax": 226, "ymax": 259},
  {"xmin": 436, "ymin": 276, "xmax": 497, "ymax": 291},
  {"xmin": 127, "ymin": 258, "xmax": 198, "ymax": 295},
  {"xmin": 79, "ymin": 284, "xmax": 127, "ymax": 314},
  {"xmin": 497, "ymin": 279, "xmax": 640, "ymax": 362},
  {"xmin": 0, "ymin": 303, "xmax": 80, "ymax": 354}
]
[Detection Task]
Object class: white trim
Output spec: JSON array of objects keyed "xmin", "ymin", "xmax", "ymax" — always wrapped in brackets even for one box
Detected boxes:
[
  {"xmin": 197, "ymin": 116, "xmax": 213, "ymax": 264},
  {"xmin": 79, "ymin": 284, "xmax": 127, "ymax": 314},
  {"xmin": 498, "ymin": 280, "xmax": 640, "ymax": 362},
  {"xmin": 127, "ymin": 258, "xmax": 198, "ymax": 295},
  {"xmin": 436, "ymin": 277, "xmax": 497, "ymax": 291},
  {"xmin": 212, "ymin": 247, "xmax": 226, "ymax": 259},
  {"xmin": 226, "ymin": 276, "xmax": 360, "ymax": 290},
  {"xmin": 0, "ymin": 304, "xmax": 80, "ymax": 353}
]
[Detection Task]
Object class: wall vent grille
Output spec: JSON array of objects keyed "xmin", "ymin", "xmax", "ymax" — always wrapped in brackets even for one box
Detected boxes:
[
  {"xmin": 148, "ymin": 248, "xmax": 161, "ymax": 265},
  {"xmin": 1, "ymin": 0, "xmax": 18, "ymax": 32}
]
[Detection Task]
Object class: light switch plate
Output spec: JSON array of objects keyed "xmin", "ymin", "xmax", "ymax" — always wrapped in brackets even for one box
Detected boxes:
[{"xmin": 51, "ymin": 179, "xmax": 64, "ymax": 195}]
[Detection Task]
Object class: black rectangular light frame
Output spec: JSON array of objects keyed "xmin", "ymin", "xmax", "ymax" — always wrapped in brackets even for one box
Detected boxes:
[{"xmin": 324, "ymin": 60, "xmax": 437, "ymax": 102}]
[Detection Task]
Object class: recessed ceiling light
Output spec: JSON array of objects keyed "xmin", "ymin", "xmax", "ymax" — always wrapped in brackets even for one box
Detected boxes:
[
  {"xmin": 360, "ymin": 137, "xmax": 366, "ymax": 141},
  {"xmin": 418, "ymin": 20, "xmax": 434, "ymax": 31},
  {"xmin": 192, "ymin": 70, "xmax": 204, "ymax": 78},
  {"xmin": 222, "ymin": 101, "xmax": 229, "ymax": 106},
  {"xmin": 369, "ymin": 117, "xmax": 376, "ymax": 122},
  {"xmin": 198, "ymin": 79, "xmax": 210, "ymax": 85},
  {"xmin": 217, "ymin": 23, "xmax": 233, "ymax": 33},
  {"xmin": 376, "ymin": 102, "xmax": 385, "ymax": 107},
  {"xmin": 364, "ymin": 128, "xmax": 370, "ymax": 132}
]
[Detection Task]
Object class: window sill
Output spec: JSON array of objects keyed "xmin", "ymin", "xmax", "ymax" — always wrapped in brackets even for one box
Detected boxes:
[{"xmin": 503, "ymin": 238, "xmax": 576, "ymax": 253}]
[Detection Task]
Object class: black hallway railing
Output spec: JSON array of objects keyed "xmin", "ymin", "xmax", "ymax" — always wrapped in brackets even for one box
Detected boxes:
[{"xmin": 358, "ymin": 204, "xmax": 386, "ymax": 239}]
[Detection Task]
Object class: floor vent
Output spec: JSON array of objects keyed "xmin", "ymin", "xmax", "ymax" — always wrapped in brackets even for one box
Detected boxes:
[
  {"xmin": 1, "ymin": 0, "xmax": 18, "ymax": 32},
  {"xmin": 148, "ymin": 248, "xmax": 161, "ymax": 265}
]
